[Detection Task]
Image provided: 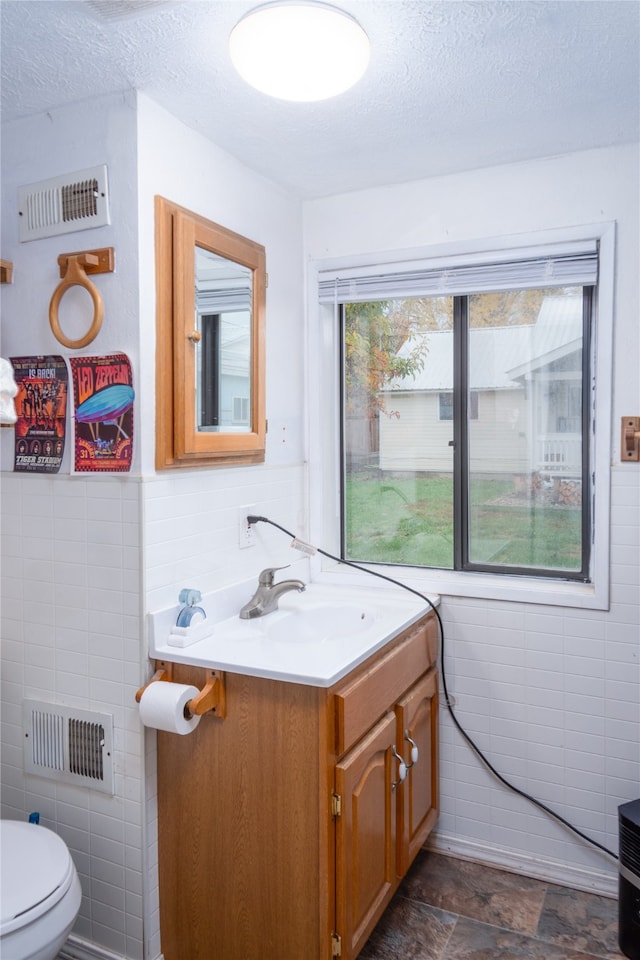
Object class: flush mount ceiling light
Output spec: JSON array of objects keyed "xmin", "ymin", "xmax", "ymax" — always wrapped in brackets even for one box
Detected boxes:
[{"xmin": 229, "ymin": 1, "xmax": 370, "ymax": 102}]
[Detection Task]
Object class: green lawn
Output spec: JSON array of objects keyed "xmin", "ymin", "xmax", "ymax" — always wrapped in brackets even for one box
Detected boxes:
[{"xmin": 345, "ymin": 473, "xmax": 582, "ymax": 572}]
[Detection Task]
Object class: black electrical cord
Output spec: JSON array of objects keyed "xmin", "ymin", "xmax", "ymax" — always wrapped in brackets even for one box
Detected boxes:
[{"xmin": 247, "ymin": 514, "xmax": 618, "ymax": 861}]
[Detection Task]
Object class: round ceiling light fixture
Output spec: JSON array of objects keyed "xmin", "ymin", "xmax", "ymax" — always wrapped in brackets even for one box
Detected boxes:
[{"xmin": 229, "ymin": 1, "xmax": 370, "ymax": 102}]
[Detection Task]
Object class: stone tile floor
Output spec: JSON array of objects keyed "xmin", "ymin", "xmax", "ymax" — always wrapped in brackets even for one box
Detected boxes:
[{"xmin": 360, "ymin": 851, "xmax": 625, "ymax": 960}]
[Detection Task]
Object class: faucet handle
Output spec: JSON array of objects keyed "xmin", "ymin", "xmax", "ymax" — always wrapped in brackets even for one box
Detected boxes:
[{"xmin": 258, "ymin": 565, "xmax": 290, "ymax": 586}]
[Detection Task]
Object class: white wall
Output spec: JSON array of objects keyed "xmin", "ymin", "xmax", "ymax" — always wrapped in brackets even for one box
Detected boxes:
[
  {"xmin": 135, "ymin": 94, "xmax": 308, "ymax": 615},
  {"xmin": 303, "ymin": 143, "xmax": 640, "ymax": 894},
  {"xmin": 134, "ymin": 95, "xmax": 308, "ymax": 959},
  {"xmin": 0, "ymin": 91, "xmax": 141, "ymax": 470},
  {"xmin": 0, "ymin": 91, "xmax": 307, "ymax": 960},
  {"xmin": 0, "ymin": 92, "xmax": 147, "ymax": 959},
  {"xmin": 1, "ymin": 89, "xmax": 637, "ymax": 960}
]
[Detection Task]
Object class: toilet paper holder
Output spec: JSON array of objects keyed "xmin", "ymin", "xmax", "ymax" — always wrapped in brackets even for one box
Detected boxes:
[{"xmin": 136, "ymin": 660, "xmax": 227, "ymax": 718}]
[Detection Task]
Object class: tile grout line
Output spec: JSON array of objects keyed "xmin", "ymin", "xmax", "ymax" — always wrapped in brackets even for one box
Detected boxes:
[
  {"xmin": 534, "ymin": 886, "xmax": 625, "ymax": 960},
  {"xmin": 399, "ymin": 888, "xmax": 618, "ymax": 960},
  {"xmin": 361, "ymin": 853, "xmax": 622, "ymax": 959},
  {"xmin": 436, "ymin": 911, "xmax": 462, "ymax": 960}
]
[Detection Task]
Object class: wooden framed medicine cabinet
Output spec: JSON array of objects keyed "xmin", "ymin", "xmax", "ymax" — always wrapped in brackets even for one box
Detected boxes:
[{"xmin": 155, "ymin": 196, "xmax": 266, "ymax": 469}]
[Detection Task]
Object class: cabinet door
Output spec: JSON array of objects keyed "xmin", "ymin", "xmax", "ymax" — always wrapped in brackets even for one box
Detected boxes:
[
  {"xmin": 396, "ymin": 667, "xmax": 439, "ymax": 876},
  {"xmin": 335, "ymin": 711, "xmax": 398, "ymax": 960}
]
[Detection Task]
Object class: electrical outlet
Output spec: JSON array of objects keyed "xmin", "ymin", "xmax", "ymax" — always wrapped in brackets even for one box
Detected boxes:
[{"xmin": 238, "ymin": 506, "xmax": 256, "ymax": 549}]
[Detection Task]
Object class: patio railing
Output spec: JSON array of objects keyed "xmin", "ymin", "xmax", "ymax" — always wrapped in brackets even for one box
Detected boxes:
[{"xmin": 537, "ymin": 434, "xmax": 582, "ymax": 477}]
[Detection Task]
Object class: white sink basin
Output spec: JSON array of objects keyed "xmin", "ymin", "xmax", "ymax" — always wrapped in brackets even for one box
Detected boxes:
[
  {"xmin": 263, "ymin": 600, "xmax": 374, "ymax": 644},
  {"xmin": 149, "ymin": 579, "xmax": 438, "ymax": 686}
]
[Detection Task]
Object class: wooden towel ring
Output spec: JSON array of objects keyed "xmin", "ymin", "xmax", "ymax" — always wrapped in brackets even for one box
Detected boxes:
[{"xmin": 49, "ymin": 248, "xmax": 114, "ymax": 349}]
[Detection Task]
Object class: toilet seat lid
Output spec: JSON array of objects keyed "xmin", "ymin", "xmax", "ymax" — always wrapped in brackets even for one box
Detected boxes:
[{"xmin": 0, "ymin": 821, "xmax": 74, "ymax": 930}]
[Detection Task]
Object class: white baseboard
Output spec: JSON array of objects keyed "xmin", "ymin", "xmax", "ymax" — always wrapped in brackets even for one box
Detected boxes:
[
  {"xmin": 58, "ymin": 937, "xmax": 124, "ymax": 960},
  {"xmin": 427, "ymin": 833, "xmax": 619, "ymax": 899},
  {"xmin": 59, "ymin": 935, "xmax": 164, "ymax": 960}
]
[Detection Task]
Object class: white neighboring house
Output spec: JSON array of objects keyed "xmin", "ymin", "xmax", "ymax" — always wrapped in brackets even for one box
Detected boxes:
[{"xmin": 377, "ymin": 296, "xmax": 583, "ymax": 478}]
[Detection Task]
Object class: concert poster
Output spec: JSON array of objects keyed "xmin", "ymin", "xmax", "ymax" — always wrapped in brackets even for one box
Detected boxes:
[
  {"xmin": 70, "ymin": 354, "xmax": 134, "ymax": 473},
  {"xmin": 11, "ymin": 355, "xmax": 68, "ymax": 474}
]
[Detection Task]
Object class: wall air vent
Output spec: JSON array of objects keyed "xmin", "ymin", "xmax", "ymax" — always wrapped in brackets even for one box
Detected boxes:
[
  {"xmin": 23, "ymin": 699, "xmax": 115, "ymax": 794},
  {"xmin": 18, "ymin": 165, "xmax": 110, "ymax": 242},
  {"xmin": 83, "ymin": 1, "xmax": 174, "ymax": 22}
]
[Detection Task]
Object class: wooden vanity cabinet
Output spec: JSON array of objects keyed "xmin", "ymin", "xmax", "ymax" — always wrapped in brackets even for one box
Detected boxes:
[
  {"xmin": 397, "ymin": 667, "xmax": 439, "ymax": 876},
  {"xmin": 335, "ymin": 710, "xmax": 398, "ymax": 959},
  {"xmin": 157, "ymin": 611, "xmax": 439, "ymax": 960}
]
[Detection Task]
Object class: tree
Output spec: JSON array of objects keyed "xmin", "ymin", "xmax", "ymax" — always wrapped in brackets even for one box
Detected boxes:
[
  {"xmin": 343, "ymin": 288, "xmax": 574, "ymax": 418},
  {"xmin": 468, "ymin": 287, "xmax": 574, "ymax": 328},
  {"xmin": 344, "ymin": 299, "xmax": 436, "ymax": 416}
]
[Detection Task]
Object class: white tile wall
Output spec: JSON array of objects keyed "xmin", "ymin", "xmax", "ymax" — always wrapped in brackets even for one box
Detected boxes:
[
  {"xmin": 434, "ymin": 466, "xmax": 639, "ymax": 892},
  {"xmin": 139, "ymin": 462, "xmax": 307, "ymax": 958},
  {"xmin": 142, "ymin": 464, "xmax": 308, "ymax": 614},
  {"xmin": 0, "ymin": 462, "xmax": 306, "ymax": 959},
  {"xmin": 1, "ymin": 456, "xmax": 636, "ymax": 957},
  {"xmin": 0, "ymin": 472, "xmax": 145, "ymax": 960}
]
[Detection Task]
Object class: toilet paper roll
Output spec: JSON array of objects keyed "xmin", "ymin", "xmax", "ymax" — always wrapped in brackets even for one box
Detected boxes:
[{"xmin": 139, "ymin": 681, "xmax": 201, "ymax": 735}]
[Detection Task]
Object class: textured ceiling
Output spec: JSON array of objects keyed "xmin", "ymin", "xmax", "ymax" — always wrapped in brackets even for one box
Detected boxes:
[{"xmin": 1, "ymin": 0, "xmax": 639, "ymax": 199}]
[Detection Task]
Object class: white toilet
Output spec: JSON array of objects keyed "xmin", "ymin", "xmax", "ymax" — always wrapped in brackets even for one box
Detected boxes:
[{"xmin": 0, "ymin": 820, "xmax": 82, "ymax": 960}]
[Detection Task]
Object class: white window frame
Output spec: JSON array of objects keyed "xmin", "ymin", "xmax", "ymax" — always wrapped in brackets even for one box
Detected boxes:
[{"xmin": 305, "ymin": 223, "xmax": 615, "ymax": 610}]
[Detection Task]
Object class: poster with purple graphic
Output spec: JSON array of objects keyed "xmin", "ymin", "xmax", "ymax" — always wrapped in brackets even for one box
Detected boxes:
[
  {"xmin": 70, "ymin": 354, "xmax": 134, "ymax": 473},
  {"xmin": 11, "ymin": 355, "xmax": 68, "ymax": 473}
]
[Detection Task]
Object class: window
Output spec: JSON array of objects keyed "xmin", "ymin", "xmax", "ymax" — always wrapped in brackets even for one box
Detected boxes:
[
  {"xmin": 439, "ymin": 391, "xmax": 478, "ymax": 421},
  {"xmin": 233, "ymin": 396, "xmax": 250, "ymax": 424},
  {"xmin": 320, "ymin": 240, "xmax": 603, "ymax": 583}
]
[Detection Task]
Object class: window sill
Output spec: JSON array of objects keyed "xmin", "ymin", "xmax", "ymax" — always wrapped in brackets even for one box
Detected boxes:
[{"xmin": 313, "ymin": 559, "xmax": 608, "ymax": 611}]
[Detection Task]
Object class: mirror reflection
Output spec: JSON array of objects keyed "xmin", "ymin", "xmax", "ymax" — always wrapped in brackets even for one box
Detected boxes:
[{"xmin": 194, "ymin": 246, "xmax": 252, "ymax": 433}]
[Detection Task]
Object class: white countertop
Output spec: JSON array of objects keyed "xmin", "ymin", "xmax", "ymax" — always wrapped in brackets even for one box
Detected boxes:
[{"xmin": 148, "ymin": 580, "xmax": 439, "ymax": 687}]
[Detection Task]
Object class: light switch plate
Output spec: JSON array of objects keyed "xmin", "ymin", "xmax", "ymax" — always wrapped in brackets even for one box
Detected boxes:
[{"xmin": 621, "ymin": 416, "xmax": 640, "ymax": 461}]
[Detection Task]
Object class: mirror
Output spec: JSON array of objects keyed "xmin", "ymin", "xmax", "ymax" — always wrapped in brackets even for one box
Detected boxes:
[
  {"xmin": 194, "ymin": 247, "xmax": 252, "ymax": 434},
  {"xmin": 155, "ymin": 197, "xmax": 266, "ymax": 468}
]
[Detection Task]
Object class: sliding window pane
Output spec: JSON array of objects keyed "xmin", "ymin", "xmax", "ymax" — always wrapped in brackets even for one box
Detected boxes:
[
  {"xmin": 342, "ymin": 297, "xmax": 454, "ymax": 568},
  {"xmin": 466, "ymin": 287, "xmax": 585, "ymax": 573}
]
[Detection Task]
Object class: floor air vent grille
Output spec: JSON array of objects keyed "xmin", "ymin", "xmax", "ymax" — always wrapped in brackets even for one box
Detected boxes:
[{"xmin": 23, "ymin": 699, "xmax": 114, "ymax": 794}]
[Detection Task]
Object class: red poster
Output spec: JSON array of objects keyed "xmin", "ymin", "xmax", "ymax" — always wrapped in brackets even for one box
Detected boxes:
[
  {"xmin": 70, "ymin": 354, "xmax": 134, "ymax": 473},
  {"xmin": 11, "ymin": 355, "xmax": 68, "ymax": 474}
]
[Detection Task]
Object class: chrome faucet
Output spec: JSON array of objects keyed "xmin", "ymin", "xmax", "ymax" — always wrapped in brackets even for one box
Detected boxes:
[{"xmin": 239, "ymin": 566, "xmax": 306, "ymax": 619}]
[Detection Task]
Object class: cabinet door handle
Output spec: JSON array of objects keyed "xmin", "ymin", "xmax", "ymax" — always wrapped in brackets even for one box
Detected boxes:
[
  {"xmin": 392, "ymin": 745, "xmax": 407, "ymax": 790},
  {"xmin": 404, "ymin": 731, "xmax": 419, "ymax": 768}
]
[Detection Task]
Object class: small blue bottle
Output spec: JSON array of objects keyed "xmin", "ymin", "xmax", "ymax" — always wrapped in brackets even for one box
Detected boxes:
[{"xmin": 176, "ymin": 589, "xmax": 206, "ymax": 627}]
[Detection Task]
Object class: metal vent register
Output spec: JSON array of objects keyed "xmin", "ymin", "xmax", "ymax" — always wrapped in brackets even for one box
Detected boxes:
[
  {"xmin": 18, "ymin": 165, "xmax": 110, "ymax": 241},
  {"xmin": 84, "ymin": 0, "xmax": 173, "ymax": 21},
  {"xmin": 23, "ymin": 699, "xmax": 114, "ymax": 794}
]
